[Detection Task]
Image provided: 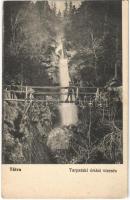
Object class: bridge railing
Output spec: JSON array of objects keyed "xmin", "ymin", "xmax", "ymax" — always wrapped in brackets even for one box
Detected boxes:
[
  {"xmin": 3, "ymin": 84, "xmax": 102, "ymax": 101},
  {"xmin": 4, "ymin": 84, "xmax": 102, "ymax": 91}
]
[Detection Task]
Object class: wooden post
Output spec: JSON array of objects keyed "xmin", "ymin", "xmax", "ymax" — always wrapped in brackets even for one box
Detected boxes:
[
  {"xmin": 21, "ymin": 64, "xmax": 23, "ymax": 91},
  {"xmin": 88, "ymin": 103, "xmax": 92, "ymax": 147},
  {"xmin": 29, "ymin": 123, "xmax": 31, "ymax": 164},
  {"xmin": 26, "ymin": 86, "xmax": 28, "ymax": 99},
  {"xmin": 77, "ymin": 87, "xmax": 79, "ymax": 98},
  {"xmin": 115, "ymin": 63, "xmax": 118, "ymax": 79},
  {"xmin": 102, "ymin": 106, "xmax": 105, "ymax": 122}
]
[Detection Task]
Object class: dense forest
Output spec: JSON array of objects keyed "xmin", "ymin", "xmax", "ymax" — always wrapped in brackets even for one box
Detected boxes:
[
  {"xmin": 3, "ymin": 0, "xmax": 122, "ymax": 164},
  {"xmin": 3, "ymin": 0, "xmax": 122, "ymax": 87},
  {"xmin": 4, "ymin": 1, "xmax": 60, "ymax": 86},
  {"xmin": 63, "ymin": 0, "xmax": 122, "ymax": 86}
]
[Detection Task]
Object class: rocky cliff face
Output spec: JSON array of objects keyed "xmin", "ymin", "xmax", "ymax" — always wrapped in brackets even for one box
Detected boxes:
[
  {"xmin": 3, "ymin": 91, "xmax": 60, "ymax": 163},
  {"xmin": 3, "ymin": 88, "xmax": 123, "ymax": 164}
]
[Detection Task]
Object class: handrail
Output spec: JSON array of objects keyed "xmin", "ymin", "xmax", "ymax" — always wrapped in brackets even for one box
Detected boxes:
[
  {"xmin": 4, "ymin": 84, "xmax": 103, "ymax": 90},
  {"xmin": 3, "ymin": 90, "xmax": 96, "ymax": 95},
  {"xmin": 3, "ymin": 99, "xmax": 77, "ymax": 103}
]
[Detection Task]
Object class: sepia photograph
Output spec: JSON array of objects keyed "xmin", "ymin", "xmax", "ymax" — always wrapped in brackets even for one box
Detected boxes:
[{"xmin": 2, "ymin": 0, "xmax": 123, "ymax": 164}]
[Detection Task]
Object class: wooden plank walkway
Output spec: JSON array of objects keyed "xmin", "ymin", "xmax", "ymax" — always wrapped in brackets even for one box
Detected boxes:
[{"xmin": 3, "ymin": 84, "xmax": 99, "ymax": 102}]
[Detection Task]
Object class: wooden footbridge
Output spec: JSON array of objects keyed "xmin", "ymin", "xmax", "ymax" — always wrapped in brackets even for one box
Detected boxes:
[
  {"xmin": 3, "ymin": 84, "xmax": 102, "ymax": 104},
  {"xmin": 3, "ymin": 84, "xmax": 111, "ymax": 122}
]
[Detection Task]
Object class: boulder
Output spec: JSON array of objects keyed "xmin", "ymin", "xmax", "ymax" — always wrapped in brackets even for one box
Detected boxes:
[{"xmin": 47, "ymin": 127, "xmax": 72, "ymax": 151}]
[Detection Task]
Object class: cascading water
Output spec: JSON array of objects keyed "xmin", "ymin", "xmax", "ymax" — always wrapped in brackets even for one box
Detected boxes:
[{"xmin": 56, "ymin": 38, "xmax": 78, "ymax": 125}]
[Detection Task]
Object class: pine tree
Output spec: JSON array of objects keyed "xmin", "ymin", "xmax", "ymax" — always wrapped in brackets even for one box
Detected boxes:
[
  {"xmin": 53, "ymin": 2, "xmax": 57, "ymax": 15},
  {"xmin": 69, "ymin": 1, "xmax": 73, "ymax": 13},
  {"xmin": 57, "ymin": 10, "xmax": 61, "ymax": 18},
  {"xmin": 64, "ymin": 1, "xmax": 68, "ymax": 17}
]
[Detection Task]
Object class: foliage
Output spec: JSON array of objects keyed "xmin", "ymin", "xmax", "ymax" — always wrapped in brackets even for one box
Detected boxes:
[
  {"xmin": 3, "ymin": 1, "xmax": 123, "ymax": 164},
  {"xmin": 4, "ymin": 1, "xmax": 60, "ymax": 86},
  {"xmin": 3, "ymin": 97, "xmax": 60, "ymax": 163},
  {"xmin": 64, "ymin": 0, "xmax": 122, "ymax": 86}
]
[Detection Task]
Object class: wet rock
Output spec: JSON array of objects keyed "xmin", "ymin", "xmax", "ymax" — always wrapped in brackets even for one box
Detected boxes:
[{"xmin": 47, "ymin": 127, "xmax": 72, "ymax": 151}]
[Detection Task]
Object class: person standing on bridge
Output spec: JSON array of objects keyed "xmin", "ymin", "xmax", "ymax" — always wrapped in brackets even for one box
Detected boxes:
[
  {"xmin": 65, "ymin": 81, "xmax": 73, "ymax": 102},
  {"xmin": 10, "ymin": 80, "xmax": 16, "ymax": 99},
  {"xmin": 72, "ymin": 80, "xmax": 77, "ymax": 100}
]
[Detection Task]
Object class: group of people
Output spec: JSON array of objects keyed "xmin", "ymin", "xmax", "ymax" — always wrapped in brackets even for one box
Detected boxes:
[
  {"xmin": 65, "ymin": 80, "xmax": 80, "ymax": 102},
  {"xmin": 65, "ymin": 81, "xmax": 106, "ymax": 108}
]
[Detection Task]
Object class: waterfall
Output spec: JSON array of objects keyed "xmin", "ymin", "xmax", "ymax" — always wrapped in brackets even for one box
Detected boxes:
[{"xmin": 56, "ymin": 38, "xmax": 78, "ymax": 125}]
